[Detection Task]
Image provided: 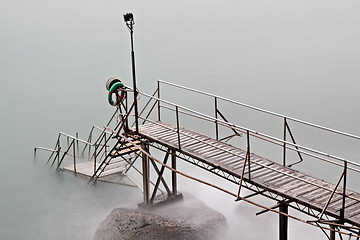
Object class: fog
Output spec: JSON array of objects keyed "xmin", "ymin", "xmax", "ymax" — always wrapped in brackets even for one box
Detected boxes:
[{"xmin": 1, "ymin": 0, "xmax": 360, "ymax": 239}]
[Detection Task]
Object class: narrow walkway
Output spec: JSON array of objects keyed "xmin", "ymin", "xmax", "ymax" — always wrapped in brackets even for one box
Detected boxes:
[{"xmin": 136, "ymin": 121, "xmax": 360, "ymax": 227}]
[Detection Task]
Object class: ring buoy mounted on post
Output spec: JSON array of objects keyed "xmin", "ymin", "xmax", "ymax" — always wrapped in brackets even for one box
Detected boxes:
[{"xmin": 106, "ymin": 78, "xmax": 125, "ymax": 106}]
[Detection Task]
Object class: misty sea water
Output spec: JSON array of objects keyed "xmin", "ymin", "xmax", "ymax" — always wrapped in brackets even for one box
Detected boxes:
[{"xmin": 1, "ymin": 0, "xmax": 360, "ymax": 239}]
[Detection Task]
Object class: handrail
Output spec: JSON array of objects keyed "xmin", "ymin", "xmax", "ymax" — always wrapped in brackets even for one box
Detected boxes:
[
  {"xmin": 158, "ymin": 80, "xmax": 360, "ymax": 141},
  {"xmin": 159, "ymin": 104, "xmax": 360, "ymax": 173},
  {"xmin": 59, "ymin": 132, "xmax": 94, "ymax": 146},
  {"xmin": 138, "ymin": 91, "xmax": 360, "ymax": 170}
]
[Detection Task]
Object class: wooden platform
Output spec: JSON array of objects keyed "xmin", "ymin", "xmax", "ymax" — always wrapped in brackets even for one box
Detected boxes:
[
  {"xmin": 62, "ymin": 159, "xmax": 128, "ymax": 178},
  {"xmin": 136, "ymin": 121, "xmax": 360, "ymax": 227}
]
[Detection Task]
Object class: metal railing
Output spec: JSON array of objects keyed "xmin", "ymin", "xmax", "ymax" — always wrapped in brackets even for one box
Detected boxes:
[
  {"xmin": 34, "ymin": 103, "xmax": 128, "ymax": 175},
  {"xmin": 132, "ymin": 80, "xmax": 360, "ymax": 223}
]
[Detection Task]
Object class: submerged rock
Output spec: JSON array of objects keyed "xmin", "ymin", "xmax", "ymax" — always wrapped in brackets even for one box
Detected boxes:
[{"xmin": 94, "ymin": 196, "xmax": 227, "ymax": 240}]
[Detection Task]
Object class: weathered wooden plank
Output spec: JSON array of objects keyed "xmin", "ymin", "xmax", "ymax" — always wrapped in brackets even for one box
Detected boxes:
[
  {"xmin": 140, "ymin": 123, "xmax": 169, "ymax": 132},
  {"xmin": 244, "ymin": 162, "xmax": 269, "ymax": 175},
  {"xmin": 216, "ymin": 152, "xmax": 243, "ymax": 162},
  {"xmin": 271, "ymin": 174, "xmax": 298, "ymax": 187},
  {"xmin": 258, "ymin": 171, "xmax": 287, "ymax": 183},
  {"xmin": 294, "ymin": 185, "xmax": 321, "ymax": 198},
  {"xmin": 179, "ymin": 131, "xmax": 211, "ymax": 142},
  {"xmin": 140, "ymin": 125, "xmax": 172, "ymax": 136},
  {"xmin": 348, "ymin": 207, "xmax": 360, "ymax": 218},
  {"xmin": 302, "ymin": 187, "xmax": 328, "ymax": 200},
  {"xmin": 181, "ymin": 138, "xmax": 204, "ymax": 148},
  {"xmin": 329, "ymin": 194, "xmax": 357, "ymax": 212},
  {"xmin": 306, "ymin": 189, "xmax": 332, "ymax": 202},
  {"xmin": 152, "ymin": 130, "xmax": 177, "ymax": 139},
  {"xmin": 139, "ymin": 123, "xmax": 164, "ymax": 132},
  {"xmin": 266, "ymin": 174, "xmax": 293, "ymax": 186},
  {"xmin": 285, "ymin": 182, "xmax": 317, "ymax": 195},
  {"xmin": 249, "ymin": 165, "xmax": 278, "ymax": 179},
  {"xmin": 161, "ymin": 134, "xmax": 186, "ymax": 144},
  {"xmin": 276, "ymin": 179, "xmax": 306, "ymax": 193},
  {"xmin": 205, "ymin": 145, "xmax": 238, "ymax": 155},
  {"xmin": 205, "ymin": 151, "xmax": 232, "ymax": 160},
  {"xmin": 251, "ymin": 166, "xmax": 283, "ymax": 180},
  {"xmin": 191, "ymin": 142, "xmax": 220, "ymax": 152},
  {"xmin": 195, "ymin": 145, "xmax": 221, "ymax": 155},
  {"xmin": 344, "ymin": 200, "xmax": 360, "ymax": 212}
]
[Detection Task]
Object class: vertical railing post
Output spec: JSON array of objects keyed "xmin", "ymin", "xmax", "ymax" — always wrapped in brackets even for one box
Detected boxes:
[
  {"xmin": 93, "ymin": 144, "xmax": 97, "ymax": 174},
  {"xmin": 157, "ymin": 80, "xmax": 161, "ymax": 121},
  {"xmin": 176, "ymin": 106, "xmax": 181, "ymax": 150},
  {"xmin": 247, "ymin": 130, "xmax": 251, "ymax": 180},
  {"xmin": 73, "ymin": 140, "xmax": 77, "ymax": 174},
  {"xmin": 76, "ymin": 132, "xmax": 79, "ymax": 151},
  {"xmin": 215, "ymin": 97, "xmax": 219, "ymax": 141},
  {"xmin": 341, "ymin": 161, "xmax": 348, "ymax": 222},
  {"xmin": 283, "ymin": 117, "xmax": 287, "ymax": 166},
  {"xmin": 88, "ymin": 131, "xmax": 92, "ymax": 159}
]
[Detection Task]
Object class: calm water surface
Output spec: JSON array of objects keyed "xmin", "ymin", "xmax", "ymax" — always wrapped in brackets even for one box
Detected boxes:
[{"xmin": 1, "ymin": 0, "xmax": 360, "ymax": 239}]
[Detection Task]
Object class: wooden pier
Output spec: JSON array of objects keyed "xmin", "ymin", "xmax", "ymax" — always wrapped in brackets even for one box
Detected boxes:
[{"xmin": 36, "ymin": 79, "xmax": 360, "ymax": 240}]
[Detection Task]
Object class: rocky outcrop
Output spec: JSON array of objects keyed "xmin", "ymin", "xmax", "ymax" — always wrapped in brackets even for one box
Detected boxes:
[{"xmin": 94, "ymin": 196, "xmax": 227, "ymax": 240}]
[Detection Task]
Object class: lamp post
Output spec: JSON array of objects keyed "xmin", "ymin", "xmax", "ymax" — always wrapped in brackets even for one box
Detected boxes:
[{"xmin": 124, "ymin": 12, "xmax": 139, "ymax": 133}]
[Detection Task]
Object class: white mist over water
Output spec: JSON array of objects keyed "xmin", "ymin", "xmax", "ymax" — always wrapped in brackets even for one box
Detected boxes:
[{"xmin": 1, "ymin": 0, "xmax": 360, "ymax": 239}]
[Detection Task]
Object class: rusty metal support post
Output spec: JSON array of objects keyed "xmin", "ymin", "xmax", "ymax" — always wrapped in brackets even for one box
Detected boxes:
[
  {"xmin": 142, "ymin": 141, "xmax": 150, "ymax": 205},
  {"xmin": 176, "ymin": 106, "xmax": 181, "ymax": 149},
  {"xmin": 157, "ymin": 80, "xmax": 161, "ymax": 121},
  {"xmin": 283, "ymin": 117, "xmax": 287, "ymax": 166},
  {"xmin": 330, "ymin": 224, "xmax": 336, "ymax": 240},
  {"xmin": 279, "ymin": 202, "xmax": 288, "ymax": 240},
  {"xmin": 172, "ymin": 149, "xmax": 177, "ymax": 195},
  {"xmin": 215, "ymin": 97, "xmax": 219, "ymax": 141}
]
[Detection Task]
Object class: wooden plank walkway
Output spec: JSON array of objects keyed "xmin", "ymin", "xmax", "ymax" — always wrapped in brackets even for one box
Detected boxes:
[
  {"xmin": 137, "ymin": 121, "xmax": 360, "ymax": 227},
  {"xmin": 63, "ymin": 159, "xmax": 128, "ymax": 178}
]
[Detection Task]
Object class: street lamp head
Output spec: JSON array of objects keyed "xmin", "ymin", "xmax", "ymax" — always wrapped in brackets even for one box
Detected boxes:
[{"xmin": 123, "ymin": 13, "xmax": 134, "ymax": 23}]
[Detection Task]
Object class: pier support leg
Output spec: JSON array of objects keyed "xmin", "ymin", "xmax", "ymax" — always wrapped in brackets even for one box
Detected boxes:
[
  {"xmin": 279, "ymin": 202, "xmax": 288, "ymax": 240},
  {"xmin": 171, "ymin": 149, "xmax": 177, "ymax": 195},
  {"xmin": 330, "ymin": 225, "xmax": 336, "ymax": 240},
  {"xmin": 142, "ymin": 142, "xmax": 150, "ymax": 205}
]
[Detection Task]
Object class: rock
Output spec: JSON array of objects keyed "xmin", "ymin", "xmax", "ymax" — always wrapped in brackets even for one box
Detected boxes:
[{"xmin": 94, "ymin": 195, "xmax": 227, "ymax": 240}]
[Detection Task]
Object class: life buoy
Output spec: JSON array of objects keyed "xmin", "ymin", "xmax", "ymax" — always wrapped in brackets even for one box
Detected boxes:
[{"xmin": 108, "ymin": 81, "xmax": 125, "ymax": 106}]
